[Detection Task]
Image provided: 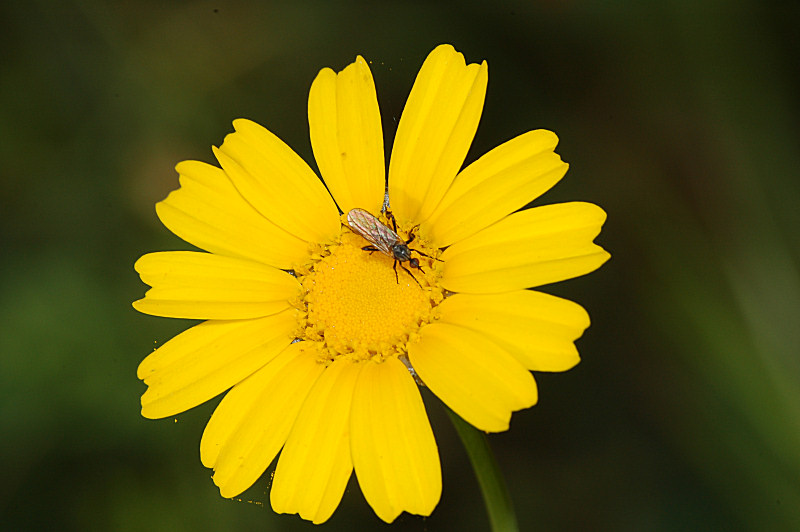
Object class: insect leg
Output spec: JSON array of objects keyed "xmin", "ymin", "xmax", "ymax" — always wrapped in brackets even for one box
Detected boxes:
[
  {"xmin": 398, "ymin": 261, "xmax": 423, "ymax": 288},
  {"xmin": 405, "ymin": 224, "xmax": 421, "ymax": 245},
  {"xmin": 386, "ymin": 209, "xmax": 422, "ymax": 246},
  {"xmin": 385, "ymin": 210, "xmax": 399, "ymax": 233},
  {"xmin": 362, "ymin": 245, "xmax": 380, "ymax": 255},
  {"xmin": 412, "ymin": 249, "xmax": 443, "ymax": 262}
]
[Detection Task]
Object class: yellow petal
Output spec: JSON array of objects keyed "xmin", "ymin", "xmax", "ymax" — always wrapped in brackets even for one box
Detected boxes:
[
  {"xmin": 437, "ymin": 291, "xmax": 590, "ymax": 372},
  {"xmin": 200, "ymin": 342, "xmax": 325, "ymax": 498},
  {"xmin": 350, "ymin": 358, "xmax": 441, "ymax": 523},
  {"xmin": 156, "ymin": 160, "xmax": 308, "ymax": 269},
  {"xmin": 137, "ymin": 310, "xmax": 297, "ymax": 419},
  {"xmin": 309, "ymin": 56, "xmax": 385, "ymax": 215},
  {"xmin": 388, "ymin": 44, "xmax": 488, "ymax": 225},
  {"xmin": 409, "ymin": 323, "xmax": 537, "ymax": 432},
  {"xmin": 133, "ymin": 251, "xmax": 301, "ymax": 320},
  {"xmin": 424, "ymin": 130, "xmax": 568, "ymax": 247},
  {"xmin": 270, "ymin": 358, "xmax": 362, "ymax": 524},
  {"xmin": 441, "ymin": 202, "xmax": 610, "ymax": 293},
  {"xmin": 214, "ymin": 119, "xmax": 340, "ymax": 244}
]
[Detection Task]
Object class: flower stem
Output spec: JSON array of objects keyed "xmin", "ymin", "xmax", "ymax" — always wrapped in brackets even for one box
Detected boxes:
[{"xmin": 446, "ymin": 408, "xmax": 520, "ymax": 532}]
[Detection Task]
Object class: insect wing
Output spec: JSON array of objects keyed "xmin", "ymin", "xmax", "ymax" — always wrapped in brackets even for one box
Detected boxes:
[{"xmin": 347, "ymin": 208, "xmax": 399, "ymax": 256}]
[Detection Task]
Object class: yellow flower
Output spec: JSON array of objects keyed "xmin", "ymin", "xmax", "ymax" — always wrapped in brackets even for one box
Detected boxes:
[{"xmin": 133, "ymin": 44, "xmax": 609, "ymax": 524}]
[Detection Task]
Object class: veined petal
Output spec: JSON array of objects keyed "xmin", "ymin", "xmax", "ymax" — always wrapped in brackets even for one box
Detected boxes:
[
  {"xmin": 214, "ymin": 119, "xmax": 340, "ymax": 244},
  {"xmin": 409, "ymin": 323, "xmax": 537, "ymax": 433},
  {"xmin": 200, "ymin": 342, "xmax": 325, "ymax": 498},
  {"xmin": 351, "ymin": 358, "xmax": 441, "ymax": 523},
  {"xmin": 137, "ymin": 310, "xmax": 297, "ymax": 419},
  {"xmin": 270, "ymin": 358, "xmax": 362, "ymax": 524},
  {"xmin": 388, "ymin": 44, "xmax": 488, "ymax": 225},
  {"xmin": 133, "ymin": 251, "xmax": 301, "ymax": 320},
  {"xmin": 441, "ymin": 202, "xmax": 610, "ymax": 293},
  {"xmin": 309, "ymin": 56, "xmax": 385, "ymax": 215},
  {"xmin": 156, "ymin": 160, "xmax": 308, "ymax": 269},
  {"xmin": 424, "ymin": 130, "xmax": 568, "ymax": 247},
  {"xmin": 437, "ymin": 291, "xmax": 590, "ymax": 372}
]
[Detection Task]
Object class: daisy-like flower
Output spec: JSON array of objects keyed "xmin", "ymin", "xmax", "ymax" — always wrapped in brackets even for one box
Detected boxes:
[{"xmin": 134, "ymin": 44, "xmax": 609, "ymax": 524}]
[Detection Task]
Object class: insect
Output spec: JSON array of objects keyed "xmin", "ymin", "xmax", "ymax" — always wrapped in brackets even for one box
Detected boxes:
[{"xmin": 346, "ymin": 208, "xmax": 440, "ymax": 286}]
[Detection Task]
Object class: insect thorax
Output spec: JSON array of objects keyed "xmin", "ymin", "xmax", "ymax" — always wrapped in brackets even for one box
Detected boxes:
[{"xmin": 392, "ymin": 244, "xmax": 412, "ymax": 262}]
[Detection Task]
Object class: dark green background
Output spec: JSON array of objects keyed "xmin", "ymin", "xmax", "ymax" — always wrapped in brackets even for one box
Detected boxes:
[{"xmin": 3, "ymin": 1, "xmax": 800, "ymax": 530}]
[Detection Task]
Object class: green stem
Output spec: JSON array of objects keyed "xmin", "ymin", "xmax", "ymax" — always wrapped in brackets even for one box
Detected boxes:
[{"xmin": 446, "ymin": 407, "xmax": 519, "ymax": 532}]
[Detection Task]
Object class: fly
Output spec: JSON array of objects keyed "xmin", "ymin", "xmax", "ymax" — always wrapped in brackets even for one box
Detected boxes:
[{"xmin": 346, "ymin": 208, "xmax": 440, "ymax": 286}]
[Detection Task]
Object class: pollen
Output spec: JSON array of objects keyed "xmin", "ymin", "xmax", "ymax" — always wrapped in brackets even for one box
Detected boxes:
[{"xmin": 296, "ymin": 230, "xmax": 444, "ymax": 363}]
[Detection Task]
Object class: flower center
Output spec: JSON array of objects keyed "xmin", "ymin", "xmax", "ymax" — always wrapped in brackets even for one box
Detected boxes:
[{"xmin": 296, "ymin": 224, "xmax": 444, "ymax": 363}]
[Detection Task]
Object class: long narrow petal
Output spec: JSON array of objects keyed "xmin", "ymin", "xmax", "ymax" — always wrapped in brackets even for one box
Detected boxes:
[
  {"xmin": 388, "ymin": 44, "xmax": 488, "ymax": 225},
  {"xmin": 199, "ymin": 342, "xmax": 304, "ymax": 470},
  {"xmin": 270, "ymin": 359, "xmax": 362, "ymax": 524},
  {"xmin": 437, "ymin": 291, "xmax": 590, "ymax": 372},
  {"xmin": 409, "ymin": 323, "xmax": 537, "ymax": 433},
  {"xmin": 309, "ymin": 56, "xmax": 385, "ymax": 215},
  {"xmin": 214, "ymin": 119, "xmax": 340, "ymax": 244},
  {"xmin": 156, "ymin": 160, "xmax": 309, "ymax": 269},
  {"xmin": 424, "ymin": 130, "xmax": 568, "ymax": 247},
  {"xmin": 200, "ymin": 342, "xmax": 325, "ymax": 498},
  {"xmin": 441, "ymin": 202, "xmax": 610, "ymax": 293},
  {"xmin": 350, "ymin": 358, "xmax": 441, "ymax": 523},
  {"xmin": 133, "ymin": 251, "xmax": 301, "ymax": 320},
  {"xmin": 137, "ymin": 310, "xmax": 297, "ymax": 419}
]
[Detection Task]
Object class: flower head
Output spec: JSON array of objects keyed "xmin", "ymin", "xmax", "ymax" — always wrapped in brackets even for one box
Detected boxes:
[{"xmin": 133, "ymin": 44, "xmax": 609, "ymax": 524}]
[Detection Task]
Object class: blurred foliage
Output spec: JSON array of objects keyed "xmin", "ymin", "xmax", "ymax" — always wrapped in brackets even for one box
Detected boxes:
[{"xmin": 2, "ymin": 0, "xmax": 799, "ymax": 530}]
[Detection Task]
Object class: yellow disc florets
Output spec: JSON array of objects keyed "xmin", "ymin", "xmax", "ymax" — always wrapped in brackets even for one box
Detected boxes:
[{"xmin": 295, "ymin": 221, "xmax": 444, "ymax": 364}]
